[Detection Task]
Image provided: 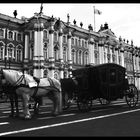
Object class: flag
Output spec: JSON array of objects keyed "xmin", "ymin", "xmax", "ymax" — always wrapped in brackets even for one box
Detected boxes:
[{"xmin": 94, "ymin": 8, "xmax": 102, "ymax": 15}]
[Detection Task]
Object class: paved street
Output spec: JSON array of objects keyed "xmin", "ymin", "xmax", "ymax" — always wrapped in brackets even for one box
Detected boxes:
[{"xmin": 0, "ymin": 97, "xmax": 140, "ymax": 136}]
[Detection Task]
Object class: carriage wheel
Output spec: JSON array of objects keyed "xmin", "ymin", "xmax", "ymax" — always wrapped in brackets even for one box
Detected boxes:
[
  {"xmin": 98, "ymin": 98, "xmax": 111, "ymax": 105},
  {"xmin": 77, "ymin": 97, "xmax": 92, "ymax": 112},
  {"xmin": 125, "ymin": 84, "xmax": 139, "ymax": 107}
]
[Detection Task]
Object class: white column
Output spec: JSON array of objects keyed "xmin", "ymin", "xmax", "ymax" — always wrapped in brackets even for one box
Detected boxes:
[
  {"xmin": 33, "ymin": 22, "xmax": 44, "ymax": 78},
  {"xmin": 24, "ymin": 34, "xmax": 29, "ymax": 62},
  {"xmin": 23, "ymin": 33, "xmax": 29, "ymax": 73},
  {"xmin": 120, "ymin": 44, "xmax": 125, "ymax": 67},
  {"xmin": 98, "ymin": 42, "xmax": 103, "ymax": 64},
  {"xmin": 88, "ymin": 37, "xmax": 95, "ymax": 65},
  {"xmin": 110, "ymin": 46, "xmax": 113, "ymax": 63},
  {"xmin": 104, "ymin": 44, "xmax": 108, "ymax": 63},
  {"xmin": 115, "ymin": 45, "xmax": 119, "ymax": 64}
]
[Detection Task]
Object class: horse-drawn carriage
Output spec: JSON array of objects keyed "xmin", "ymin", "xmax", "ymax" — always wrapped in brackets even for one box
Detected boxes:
[{"xmin": 62, "ymin": 63, "xmax": 139, "ymax": 111}]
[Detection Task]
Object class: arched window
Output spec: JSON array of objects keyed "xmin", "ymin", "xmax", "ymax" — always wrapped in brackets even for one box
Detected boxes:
[
  {"xmin": 16, "ymin": 45, "xmax": 22, "ymax": 62},
  {"xmin": 82, "ymin": 40, "xmax": 84, "ymax": 47},
  {"xmin": 78, "ymin": 50, "xmax": 82, "ymax": 65},
  {"xmin": 17, "ymin": 33, "xmax": 22, "ymax": 41},
  {"xmin": 84, "ymin": 51, "xmax": 88, "ymax": 65},
  {"xmin": 7, "ymin": 43, "xmax": 15, "ymax": 60},
  {"xmin": 72, "ymin": 49, "xmax": 76, "ymax": 64},
  {"xmin": 8, "ymin": 31, "xmax": 13, "ymax": 40}
]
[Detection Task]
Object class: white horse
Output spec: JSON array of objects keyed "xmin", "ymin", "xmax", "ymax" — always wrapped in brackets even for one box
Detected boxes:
[{"xmin": 2, "ymin": 69, "xmax": 62, "ymax": 119}]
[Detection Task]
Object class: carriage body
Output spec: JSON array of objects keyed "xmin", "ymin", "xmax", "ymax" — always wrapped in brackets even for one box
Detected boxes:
[
  {"xmin": 72, "ymin": 63, "xmax": 128, "ymax": 100},
  {"xmin": 71, "ymin": 63, "xmax": 138, "ymax": 111}
]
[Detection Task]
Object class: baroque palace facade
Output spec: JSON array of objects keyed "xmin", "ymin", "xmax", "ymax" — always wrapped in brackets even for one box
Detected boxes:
[{"xmin": 0, "ymin": 12, "xmax": 140, "ymax": 89}]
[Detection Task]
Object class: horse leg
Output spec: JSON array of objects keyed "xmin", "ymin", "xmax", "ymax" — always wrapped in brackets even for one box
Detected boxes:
[
  {"xmin": 9, "ymin": 94, "xmax": 15, "ymax": 117},
  {"xmin": 49, "ymin": 90, "xmax": 62, "ymax": 116},
  {"xmin": 14, "ymin": 93, "xmax": 19, "ymax": 117},
  {"xmin": 22, "ymin": 93, "xmax": 31, "ymax": 119},
  {"xmin": 33, "ymin": 97, "xmax": 41, "ymax": 115}
]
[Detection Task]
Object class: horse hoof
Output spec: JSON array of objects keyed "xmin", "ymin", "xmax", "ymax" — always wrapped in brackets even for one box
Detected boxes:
[
  {"xmin": 24, "ymin": 115, "xmax": 32, "ymax": 120},
  {"xmin": 52, "ymin": 113, "xmax": 59, "ymax": 117}
]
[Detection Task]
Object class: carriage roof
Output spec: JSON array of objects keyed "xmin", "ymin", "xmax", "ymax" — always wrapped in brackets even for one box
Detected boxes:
[{"xmin": 72, "ymin": 63, "xmax": 126, "ymax": 78}]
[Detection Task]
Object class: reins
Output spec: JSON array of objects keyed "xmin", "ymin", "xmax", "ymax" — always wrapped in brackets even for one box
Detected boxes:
[{"xmin": 12, "ymin": 75, "xmax": 25, "ymax": 87}]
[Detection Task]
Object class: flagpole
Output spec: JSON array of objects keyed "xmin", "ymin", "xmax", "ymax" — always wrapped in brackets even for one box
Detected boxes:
[{"xmin": 93, "ymin": 6, "xmax": 96, "ymax": 32}]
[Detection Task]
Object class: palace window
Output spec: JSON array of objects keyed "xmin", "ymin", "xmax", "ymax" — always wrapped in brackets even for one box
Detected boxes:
[
  {"xmin": 8, "ymin": 31, "xmax": 13, "ymax": 40},
  {"xmin": 7, "ymin": 44, "xmax": 15, "ymax": 60},
  {"xmin": 0, "ymin": 42, "xmax": 4, "ymax": 60},
  {"xmin": 54, "ymin": 44, "xmax": 59, "ymax": 60},
  {"xmin": 84, "ymin": 51, "xmax": 88, "ymax": 65},
  {"xmin": 82, "ymin": 40, "xmax": 84, "ymax": 47},
  {"xmin": 0, "ymin": 29, "xmax": 4, "ymax": 38},
  {"xmin": 17, "ymin": 33, "xmax": 22, "ymax": 42},
  {"xmin": 72, "ymin": 49, "xmax": 76, "ymax": 64},
  {"xmin": 78, "ymin": 50, "xmax": 83, "ymax": 65},
  {"xmin": 16, "ymin": 45, "xmax": 22, "ymax": 62}
]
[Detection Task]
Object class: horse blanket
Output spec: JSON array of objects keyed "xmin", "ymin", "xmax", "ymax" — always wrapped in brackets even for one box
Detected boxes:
[{"xmin": 2, "ymin": 70, "xmax": 60, "ymax": 91}]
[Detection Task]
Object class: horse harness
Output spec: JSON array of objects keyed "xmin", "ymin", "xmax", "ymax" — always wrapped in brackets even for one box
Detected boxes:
[{"xmin": 31, "ymin": 77, "xmax": 57, "ymax": 99}]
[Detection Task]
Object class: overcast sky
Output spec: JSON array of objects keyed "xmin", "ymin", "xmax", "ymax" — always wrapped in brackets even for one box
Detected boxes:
[{"xmin": 0, "ymin": 3, "xmax": 140, "ymax": 47}]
